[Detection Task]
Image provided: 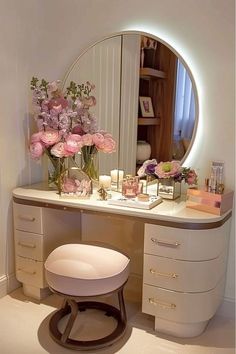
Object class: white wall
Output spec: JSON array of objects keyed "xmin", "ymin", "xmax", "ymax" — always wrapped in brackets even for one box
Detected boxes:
[{"xmin": 0, "ymin": 0, "xmax": 234, "ymax": 305}]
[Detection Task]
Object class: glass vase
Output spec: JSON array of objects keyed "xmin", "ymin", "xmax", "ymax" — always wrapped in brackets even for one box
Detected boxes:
[
  {"xmin": 81, "ymin": 147, "xmax": 99, "ymax": 182},
  {"xmin": 47, "ymin": 156, "xmax": 66, "ymax": 195},
  {"xmin": 157, "ymin": 178, "xmax": 181, "ymax": 200}
]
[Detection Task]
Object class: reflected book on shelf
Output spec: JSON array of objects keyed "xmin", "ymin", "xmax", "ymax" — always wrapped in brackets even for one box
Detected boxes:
[{"xmin": 107, "ymin": 195, "xmax": 162, "ymax": 210}]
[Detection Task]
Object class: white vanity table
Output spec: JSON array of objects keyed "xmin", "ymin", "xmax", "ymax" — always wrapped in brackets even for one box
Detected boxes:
[{"xmin": 12, "ymin": 183, "xmax": 232, "ymax": 338}]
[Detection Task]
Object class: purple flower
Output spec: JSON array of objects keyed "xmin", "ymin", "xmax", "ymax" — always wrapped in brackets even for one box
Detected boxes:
[
  {"xmin": 137, "ymin": 159, "xmax": 157, "ymax": 177},
  {"xmin": 146, "ymin": 163, "xmax": 156, "ymax": 175}
]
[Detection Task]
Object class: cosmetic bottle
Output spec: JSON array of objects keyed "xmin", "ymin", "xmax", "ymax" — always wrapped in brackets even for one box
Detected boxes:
[
  {"xmin": 209, "ymin": 166, "xmax": 217, "ymax": 193},
  {"xmin": 216, "ymin": 166, "xmax": 224, "ymax": 194}
]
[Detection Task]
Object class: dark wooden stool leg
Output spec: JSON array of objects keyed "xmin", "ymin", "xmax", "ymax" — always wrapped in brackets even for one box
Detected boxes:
[
  {"xmin": 118, "ymin": 287, "xmax": 127, "ymax": 323},
  {"xmin": 48, "ymin": 284, "xmax": 128, "ymax": 350},
  {"xmin": 61, "ymin": 299, "xmax": 78, "ymax": 343}
]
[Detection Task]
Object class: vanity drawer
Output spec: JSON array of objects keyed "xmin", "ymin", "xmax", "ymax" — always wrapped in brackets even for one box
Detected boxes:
[
  {"xmin": 142, "ymin": 279, "xmax": 224, "ymax": 324},
  {"xmin": 144, "ymin": 222, "xmax": 229, "ymax": 261},
  {"xmin": 143, "ymin": 251, "xmax": 226, "ymax": 292},
  {"xmin": 13, "ymin": 203, "xmax": 43, "ymax": 234},
  {"xmin": 15, "ymin": 256, "xmax": 46, "ymax": 288},
  {"xmin": 14, "ymin": 230, "xmax": 43, "ymax": 261}
]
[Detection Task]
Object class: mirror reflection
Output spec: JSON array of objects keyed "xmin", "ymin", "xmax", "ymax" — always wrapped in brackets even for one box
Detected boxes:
[{"xmin": 63, "ymin": 32, "xmax": 197, "ymax": 176}]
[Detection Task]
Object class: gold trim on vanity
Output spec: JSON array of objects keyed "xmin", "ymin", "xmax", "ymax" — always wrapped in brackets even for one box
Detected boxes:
[{"xmin": 13, "ymin": 197, "xmax": 232, "ymax": 230}]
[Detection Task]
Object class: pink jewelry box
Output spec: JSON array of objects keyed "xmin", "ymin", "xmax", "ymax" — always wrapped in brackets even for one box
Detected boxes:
[{"xmin": 186, "ymin": 188, "xmax": 234, "ymax": 215}]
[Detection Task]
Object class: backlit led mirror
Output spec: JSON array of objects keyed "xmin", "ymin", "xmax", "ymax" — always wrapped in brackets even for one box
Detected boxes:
[{"xmin": 63, "ymin": 32, "xmax": 198, "ymax": 176}]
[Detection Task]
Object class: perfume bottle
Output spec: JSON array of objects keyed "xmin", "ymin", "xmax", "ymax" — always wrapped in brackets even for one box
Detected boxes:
[{"xmin": 122, "ymin": 176, "xmax": 141, "ymax": 198}]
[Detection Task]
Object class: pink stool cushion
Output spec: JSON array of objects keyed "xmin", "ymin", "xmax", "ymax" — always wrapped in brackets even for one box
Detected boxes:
[{"xmin": 45, "ymin": 244, "xmax": 130, "ymax": 296}]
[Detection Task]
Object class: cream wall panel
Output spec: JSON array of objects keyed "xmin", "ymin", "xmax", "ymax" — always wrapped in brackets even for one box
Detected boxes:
[
  {"xmin": 119, "ymin": 34, "xmax": 140, "ymax": 175},
  {"xmin": 63, "ymin": 36, "xmax": 122, "ymax": 175}
]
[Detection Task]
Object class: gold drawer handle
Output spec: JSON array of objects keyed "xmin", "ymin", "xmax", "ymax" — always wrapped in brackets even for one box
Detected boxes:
[
  {"xmin": 150, "ymin": 268, "xmax": 178, "ymax": 279},
  {"xmin": 18, "ymin": 241, "xmax": 36, "ymax": 249},
  {"xmin": 17, "ymin": 268, "xmax": 36, "ymax": 275},
  {"xmin": 151, "ymin": 237, "xmax": 180, "ymax": 248},
  {"xmin": 149, "ymin": 297, "xmax": 176, "ymax": 309},
  {"xmin": 18, "ymin": 215, "xmax": 36, "ymax": 222}
]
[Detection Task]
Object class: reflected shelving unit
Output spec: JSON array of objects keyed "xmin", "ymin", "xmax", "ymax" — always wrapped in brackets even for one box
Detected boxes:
[{"xmin": 137, "ymin": 36, "xmax": 178, "ymax": 166}]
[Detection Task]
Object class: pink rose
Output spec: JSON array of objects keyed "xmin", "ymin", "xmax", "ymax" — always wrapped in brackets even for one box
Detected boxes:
[
  {"xmin": 29, "ymin": 142, "xmax": 44, "ymax": 160},
  {"xmin": 51, "ymin": 142, "xmax": 71, "ymax": 158},
  {"xmin": 92, "ymin": 133, "xmax": 104, "ymax": 148},
  {"xmin": 62, "ymin": 178, "xmax": 76, "ymax": 193},
  {"xmin": 81, "ymin": 133, "xmax": 93, "ymax": 146},
  {"xmin": 100, "ymin": 137, "xmax": 116, "ymax": 153},
  {"xmin": 40, "ymin": 129, "xmax": 61, "ymax": 146}
]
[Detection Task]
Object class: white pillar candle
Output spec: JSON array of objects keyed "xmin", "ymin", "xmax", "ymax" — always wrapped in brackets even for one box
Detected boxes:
[
  {"xmin": 110, "ymin": 169, "xmax": 124, "ymax": 183},
  {"xmin": 99, "ymin": 175, "xmax": 111, "ymax": 189}
]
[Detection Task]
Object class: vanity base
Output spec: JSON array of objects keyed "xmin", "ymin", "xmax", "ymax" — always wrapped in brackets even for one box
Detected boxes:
[
  {"xmin": 154, "ymin": 317, "xmax": 209, "ymax": 338},
  {"xmin": 23, "ymin": 284, "xmax": 51, "ymax": 300}
]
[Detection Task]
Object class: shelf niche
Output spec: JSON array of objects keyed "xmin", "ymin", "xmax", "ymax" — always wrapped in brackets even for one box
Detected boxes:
[{"xmin": 137, "ymin": 35, "xmax": 177, "ymax": 163}]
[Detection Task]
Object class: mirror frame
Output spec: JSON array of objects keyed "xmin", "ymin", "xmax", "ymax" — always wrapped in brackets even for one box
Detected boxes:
[{"xmin": 62, "ymin": 30, "xmax": 199, "ymax": 166}]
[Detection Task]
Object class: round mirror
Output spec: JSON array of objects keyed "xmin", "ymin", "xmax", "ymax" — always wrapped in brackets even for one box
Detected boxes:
[{"xmin": 63, "ymin": 32, "xmax": 198, "ymax": 176}]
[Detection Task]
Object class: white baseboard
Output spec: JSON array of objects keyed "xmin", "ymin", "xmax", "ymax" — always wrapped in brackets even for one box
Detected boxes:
[
  {"xmin": 0, "ymin": 273, "xmax": 20, "ymax": 298},
  {"xmin": 0, "ymin": 275, "xmax": 7, "ymax": 298},
  {"xmin": 216, "ymin": 296, "xmax": 235, "ymax": 319},
  {"xmin": 7, "ymin": 273, "xmax": 21, "ymax": 293}
]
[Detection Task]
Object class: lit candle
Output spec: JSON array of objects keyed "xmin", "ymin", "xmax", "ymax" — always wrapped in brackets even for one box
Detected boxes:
[
  {"xmin": 99, "ymin": 175, "xmax": 111, "ymax": 189},
  {"xmin": 110, "ymin": 169, "xmax": 124, "ymax": 183}
]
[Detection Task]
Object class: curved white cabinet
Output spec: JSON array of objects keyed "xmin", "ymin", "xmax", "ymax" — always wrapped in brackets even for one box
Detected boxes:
[
  {"xmin": 12, "ymin": 183, "xmax": 232, "ymax": 337},
  {"xmin": 142, "ymin": 222, "xmax": 230, "ymax": 337}
]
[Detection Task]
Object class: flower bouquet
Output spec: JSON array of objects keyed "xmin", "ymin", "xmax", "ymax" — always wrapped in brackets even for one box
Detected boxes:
[
  {"xmin": 137, "ymin": 159, "xmax": 197, "ymax": 199},
  {"xmin": 29, "ymin": 78, "xmax": 116, "ymax": 196}
]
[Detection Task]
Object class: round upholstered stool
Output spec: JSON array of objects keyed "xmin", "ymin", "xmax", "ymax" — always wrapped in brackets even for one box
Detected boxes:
[{"xmin": 44, "ymin": 243, "xmax": 130, "ymax": 350}]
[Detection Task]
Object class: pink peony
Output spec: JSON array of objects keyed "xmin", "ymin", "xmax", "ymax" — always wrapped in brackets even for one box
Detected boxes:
[
  {"xmin": 92, "ymin": 133, "xmax": 104, "ymax": 148},
  {"xmin": 103, "ymin": 133, "xmax": 113, "ymax": 139},
  {"xmin": 100, "ymin": 137, "xmax": 116, "ymax": 153},
  {"xmin": 51, "ymin": 142, "xmax": 70, "ymax": 158},
  {"xmin": 30, "ymin": 132, "xmax": 43, "ymax": 143},
  {"xmin": 81, "ymin": 133, "xmax": 93, "ymax": 146},
  {"xmin": 64, "ymin": 134, "xmax": 82, "ymax": 154},
  {"xmin": 29, "ymin": 142, "xmax": 44, "ymax": 159},
  {"xmin": 40, "ymin": 129, "xmax": 61, "ymax": 146},
  {"xmin": 155, "ymin": 161, "xmax": 181, "ymax": 178}
]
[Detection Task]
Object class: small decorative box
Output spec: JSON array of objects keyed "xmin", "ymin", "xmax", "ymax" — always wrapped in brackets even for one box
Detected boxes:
[{"xmin": 186, "ymin": 188, "xmax": 234, "ymax": 215}]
